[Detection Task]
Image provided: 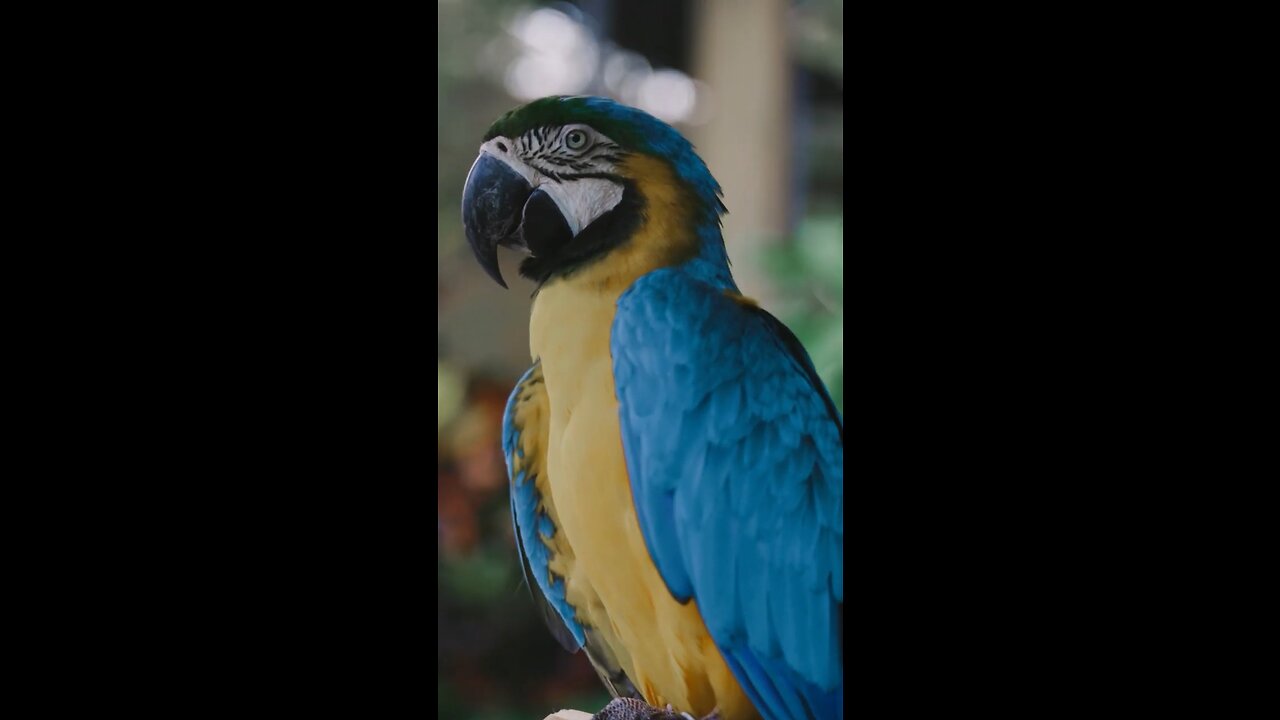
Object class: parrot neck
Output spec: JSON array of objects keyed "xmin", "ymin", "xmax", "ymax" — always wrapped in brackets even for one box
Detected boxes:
[{"xmin": 677, "ymin": 227, "xmax": 738, "ymax": 292}]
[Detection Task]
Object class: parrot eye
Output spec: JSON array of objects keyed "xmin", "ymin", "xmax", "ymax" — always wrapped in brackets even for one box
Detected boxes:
[{"xmin": 564, "ymin": 129, "xmax": 589, "ymax": 151}]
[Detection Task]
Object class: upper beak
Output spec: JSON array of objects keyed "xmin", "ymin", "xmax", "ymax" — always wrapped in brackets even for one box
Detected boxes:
[{"xmin": 461, "ymin": 152, "xmax": 532, "ymax": 288}]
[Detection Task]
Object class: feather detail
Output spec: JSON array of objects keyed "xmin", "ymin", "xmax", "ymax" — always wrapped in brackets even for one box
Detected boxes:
[{"xmin": 613, "ymin": 268, "xmax": 844, "ymax": 719}]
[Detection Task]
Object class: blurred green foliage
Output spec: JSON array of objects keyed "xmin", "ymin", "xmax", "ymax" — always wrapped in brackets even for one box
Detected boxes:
[
  {"xmin": 793, "ymin": 0, "xmax": 843, "ymax": 82},
  {"xmin": 763, "ymin": 215, "xmax": 844, "ymax": 414}
]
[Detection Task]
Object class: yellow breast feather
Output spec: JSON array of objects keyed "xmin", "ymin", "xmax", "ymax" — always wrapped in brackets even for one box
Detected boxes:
[{"xmin": 525, "ymin": 156, "xmax": 758, "ymax": 719}]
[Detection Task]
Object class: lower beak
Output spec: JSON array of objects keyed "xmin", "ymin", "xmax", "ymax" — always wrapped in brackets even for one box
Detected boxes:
[{"xmin": 462, "ymin": 153, "xmax": 532, "ymax": 288}]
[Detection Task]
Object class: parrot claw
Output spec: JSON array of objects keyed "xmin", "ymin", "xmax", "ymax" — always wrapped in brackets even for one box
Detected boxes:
[{"xmin": 590, "ymin": 698, "xmax": 721, "ymax": 720}]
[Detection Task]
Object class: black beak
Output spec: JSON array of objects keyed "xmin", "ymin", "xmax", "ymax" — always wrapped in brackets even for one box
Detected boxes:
[
  {"xmin": 462, "ymin": 150, "xmax": 575, "ymax": 288},
  {"xmin": 462, "ymin": 153, "xmax": 532, "ymax": 288}
]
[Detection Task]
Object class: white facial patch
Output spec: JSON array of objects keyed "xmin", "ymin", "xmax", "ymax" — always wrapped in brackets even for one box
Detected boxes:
[
  {"xmin": 534, "ymin": 178, "xmax": 623, "ymax": 236},
  {"xmin": 477, "ymin": 136, "xmax": 626, "ymax": 237}
]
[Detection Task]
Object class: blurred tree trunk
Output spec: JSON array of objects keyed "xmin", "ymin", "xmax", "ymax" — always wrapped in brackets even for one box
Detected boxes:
[{"xmin": 690, "ymin": 0, "xmax": 791, "ymax": 311}]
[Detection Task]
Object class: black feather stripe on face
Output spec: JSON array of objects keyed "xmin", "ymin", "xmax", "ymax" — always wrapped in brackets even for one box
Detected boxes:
[{"xmin": 515, "ymin": 126, "xmax": 626, "ymax": 174}]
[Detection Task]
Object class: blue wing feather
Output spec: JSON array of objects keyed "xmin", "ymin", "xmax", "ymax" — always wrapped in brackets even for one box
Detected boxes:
[
  {"xmin": 503, "ymin": 365, "xmax": 586, "ymax": 651},
  {"xmin": 612, "ymin": 269, "xmax": 843, "ymax": 720}
]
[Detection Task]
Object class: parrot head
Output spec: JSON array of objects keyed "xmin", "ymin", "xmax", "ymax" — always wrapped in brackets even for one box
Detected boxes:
[{"xmin": 462, "ymin": 95, "xmax": 728, "ymax": 288}]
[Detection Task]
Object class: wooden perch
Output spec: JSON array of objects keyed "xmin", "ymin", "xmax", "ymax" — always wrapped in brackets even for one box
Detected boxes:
[{"xmin": 543, "ymin": 711, "xmax": 592, "ymax": 720}]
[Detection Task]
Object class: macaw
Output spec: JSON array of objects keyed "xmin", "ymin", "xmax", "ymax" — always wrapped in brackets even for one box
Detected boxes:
[{"xmin": 460, "ymin": 96, "xmax": 842, "ymax": 720}]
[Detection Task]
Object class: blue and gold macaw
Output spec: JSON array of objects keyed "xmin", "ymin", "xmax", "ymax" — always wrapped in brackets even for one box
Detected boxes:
[{"xmin": 461, "ymin": 96, "xmax": 842, "ymax": 720}]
